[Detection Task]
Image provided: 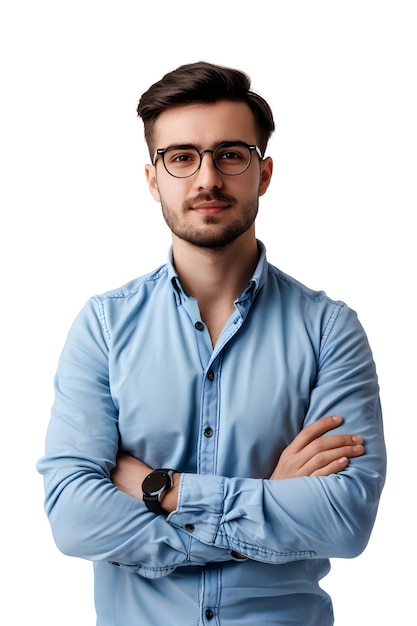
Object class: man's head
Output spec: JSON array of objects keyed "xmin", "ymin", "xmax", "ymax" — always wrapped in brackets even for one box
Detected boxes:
[
  {"xmin": 138, "ymin": 61, "xmax": 275, "ymax": 159},
  {"xmin": 139, "ymin": 62, "xmax": 275, "ymax": 251}
]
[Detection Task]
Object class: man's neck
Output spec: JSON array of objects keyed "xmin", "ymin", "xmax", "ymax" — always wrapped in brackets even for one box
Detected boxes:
[
  {"xmin": 172, "ymin": 233, "xmax": 259, "ymax": 303},
  {"xmin": 172, "ymin": 233, "xmax": 259, "ymax": 346}
]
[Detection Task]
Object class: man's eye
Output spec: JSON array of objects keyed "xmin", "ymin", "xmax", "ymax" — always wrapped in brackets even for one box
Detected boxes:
[
  {"xmin": 218, "ymin": 150, "xmax": 243, "ymax": 161},
  {"xmin": 174, "ymin": 153, "xmax": 194, "ymax": 162},
  {"xmin": 166, "ymin": 151, "xmax": 197, "ymax": 164}
]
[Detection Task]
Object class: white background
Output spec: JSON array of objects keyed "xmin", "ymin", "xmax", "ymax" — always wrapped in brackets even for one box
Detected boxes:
[{"xmin": 1, "ymin": 1, "xmax": 416, "ymax": 624}]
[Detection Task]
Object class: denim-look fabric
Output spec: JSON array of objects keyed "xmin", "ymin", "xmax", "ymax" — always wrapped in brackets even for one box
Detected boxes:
[{"xmin": 37, "ymin": 241, "xmax": 386, "ymax": 625}]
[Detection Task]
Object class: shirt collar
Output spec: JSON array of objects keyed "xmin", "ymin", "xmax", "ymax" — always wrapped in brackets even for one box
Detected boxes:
[{"xmin": 167, "ymin": 240, "xmax": 268, "ymax": 306}]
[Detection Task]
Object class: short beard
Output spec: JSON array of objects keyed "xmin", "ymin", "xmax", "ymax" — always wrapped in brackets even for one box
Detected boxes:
[{"xmin": 160, "ymin": 193, "xmax": 259, "ymax": 250}]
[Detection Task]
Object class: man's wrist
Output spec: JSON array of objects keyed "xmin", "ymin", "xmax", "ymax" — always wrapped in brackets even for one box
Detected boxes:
[{"xmin": 160, "ymin": 471, "xmax": 181, "ymax": 513}]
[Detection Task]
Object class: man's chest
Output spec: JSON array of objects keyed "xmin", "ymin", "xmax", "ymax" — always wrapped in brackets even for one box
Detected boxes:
[{"xmin": 109, "ymin": 310, "xmax": 318, "ymax": 477}]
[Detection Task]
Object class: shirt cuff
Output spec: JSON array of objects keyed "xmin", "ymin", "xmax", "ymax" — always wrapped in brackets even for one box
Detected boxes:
[{"xmin": 168, "ymin": 473, "xmax": 225, "ymax": 546}]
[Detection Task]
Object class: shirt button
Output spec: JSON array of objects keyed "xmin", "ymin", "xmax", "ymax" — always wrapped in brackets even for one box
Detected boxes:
[
  {"xmin": 185, "ymin": 524, "xmax": 195, "ymax": 533},
  {"xmin": 204, "ymin": 427, "xmax": 213, "ymax": 438},
  {"xmin": 205, "ymin": 609, "xmax": 214, "ymax": 620},
  {"xmin": 207, "ymin": 371, "xmax": 215, "ymax": 381},
  {"xmin": 195, "ymin": 321, "xmax": 204, "ymax": 331}
]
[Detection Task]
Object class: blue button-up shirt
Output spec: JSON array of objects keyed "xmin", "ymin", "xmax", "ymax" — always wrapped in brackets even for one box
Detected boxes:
[{"xmin": 37, "ymin": 242, "xmax": 386, "ymax": 625}]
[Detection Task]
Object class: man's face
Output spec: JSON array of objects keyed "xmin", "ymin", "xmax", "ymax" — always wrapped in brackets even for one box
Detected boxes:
[{"xmin": 145, "ymin": 101, "xmax": 273, "ymax": 249}]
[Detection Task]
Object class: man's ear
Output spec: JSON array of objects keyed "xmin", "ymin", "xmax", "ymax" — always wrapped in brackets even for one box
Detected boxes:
[
  {"xmin": 259, "ymin": 157, "xmax": 273, "ymax": 197},
  {"xmin": 145, "ymin": 164, "xmax": 161, "ymax": 202}
]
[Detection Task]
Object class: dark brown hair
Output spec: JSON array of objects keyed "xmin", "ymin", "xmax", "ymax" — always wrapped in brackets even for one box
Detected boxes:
[{"xmin": 137, "ymin": 61, "xmax": 275, "ymax": 158}]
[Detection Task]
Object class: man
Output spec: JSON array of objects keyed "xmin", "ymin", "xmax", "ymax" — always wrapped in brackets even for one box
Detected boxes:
[{"xmin": 37, "ymin": 61, "xmax": 386, "ymax": 625}]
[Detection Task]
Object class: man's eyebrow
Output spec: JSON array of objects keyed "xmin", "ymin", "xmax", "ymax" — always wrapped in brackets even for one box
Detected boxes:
[
  {"xmin": 164, "ymin": 140, "xmax": 250, "ymax": 150},
  {"xmin": 164, "ymin": 143, "xmax": 198, "ymax": 149}
]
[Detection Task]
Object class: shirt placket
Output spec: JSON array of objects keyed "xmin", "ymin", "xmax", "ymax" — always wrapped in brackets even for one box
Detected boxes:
[{"xmin": 180, "ymin": 291, "xmax": 246, "ymax": 624}]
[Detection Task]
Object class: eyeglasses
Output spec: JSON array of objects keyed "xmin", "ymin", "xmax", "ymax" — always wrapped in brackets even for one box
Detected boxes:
[{"xmin": 153, "ymin": 142, "xmax": 262, "ymax": 178}]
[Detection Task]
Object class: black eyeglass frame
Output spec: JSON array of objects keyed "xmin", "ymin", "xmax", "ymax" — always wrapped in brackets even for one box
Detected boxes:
[{"xmin": 153, "ymin": 141, "xmax": 263, "ymax": 178}]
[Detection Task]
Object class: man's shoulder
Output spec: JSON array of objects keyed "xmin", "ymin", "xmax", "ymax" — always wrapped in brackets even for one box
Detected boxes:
[
  {"xmin": 266, "ymin": 262, "xmax": 341, "ymax": 307},
  {"xmin": 264, "ymin": 262, "xmax": 361, "ymax": 345},
  {"xmin": 93, "ymin": 264, "xmax": 169, "ymax": 302}
]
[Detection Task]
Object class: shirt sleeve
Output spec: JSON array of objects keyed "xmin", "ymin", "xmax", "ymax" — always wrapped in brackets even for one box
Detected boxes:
[
  {"xmin": 36, "ymin": 298, "xmax": 235, "ymax": 579},
  {"xmin": 168, "ymin": 303, "xmax": 386, "ymax": 564}
]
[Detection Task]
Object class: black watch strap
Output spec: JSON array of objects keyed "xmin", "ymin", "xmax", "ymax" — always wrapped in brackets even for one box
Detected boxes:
[{"xmin": 143, "ymin": 494, "xmax": 169, "ymax": 515}]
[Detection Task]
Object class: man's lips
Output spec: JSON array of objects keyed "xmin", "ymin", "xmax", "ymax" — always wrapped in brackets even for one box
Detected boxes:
[{"xmin": 191, "ymin": 201, "xmax": 230, "ymax": 214}]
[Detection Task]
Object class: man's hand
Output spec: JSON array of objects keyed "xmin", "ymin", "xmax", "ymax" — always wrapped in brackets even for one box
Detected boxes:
[{"xmin": 269, "ymin": 414, "xmax": 364, "ymax": 480}]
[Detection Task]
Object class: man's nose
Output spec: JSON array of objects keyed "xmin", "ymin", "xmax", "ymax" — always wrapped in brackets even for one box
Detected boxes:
[{"xmin": 194, "ymin": 151, "xmax": 223, "ymax": 187}]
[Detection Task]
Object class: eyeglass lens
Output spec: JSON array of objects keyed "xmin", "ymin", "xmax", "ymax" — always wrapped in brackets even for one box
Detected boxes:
[{"xmin": 162, "ymin": 144, "xmax": 253, "ymax": 178}]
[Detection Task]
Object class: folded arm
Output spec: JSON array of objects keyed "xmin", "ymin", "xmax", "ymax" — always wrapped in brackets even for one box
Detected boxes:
[
  {"xmin": 37, "ymin": 298, "xmax": 386, "ymax": 576},
  {"xmin": 111, "ymin": 413, "xmax": 365, "ymax": 513}
]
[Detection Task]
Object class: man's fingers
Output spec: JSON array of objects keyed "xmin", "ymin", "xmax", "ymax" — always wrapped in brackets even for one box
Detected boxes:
[
  {"xmin": 301, "ymin": 442, "xmax": 365, "ymax": 476},
  {"xmin": 307, "ymin": 433, "xmax": 363, "ymax": 456},
  {"xmin": 288, "ymin": 415, "xmax": 344, "ymax": 453},
  {"xmin": 270, "ymin": 421, "xmax": 365, "ymax": 479},
  {"xmin": 310, "ymin": 457, "xmax": 349, "ymax": 477}
]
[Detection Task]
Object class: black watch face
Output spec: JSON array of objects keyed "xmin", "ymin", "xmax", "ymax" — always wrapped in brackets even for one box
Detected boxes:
[{"xmin": 143, "ymin": 471, "xmax": 170, "ymax": 495}]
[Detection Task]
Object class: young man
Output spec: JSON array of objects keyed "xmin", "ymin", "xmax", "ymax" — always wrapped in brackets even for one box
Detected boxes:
[{"xmin": 37, "ymin": 62, "xmax": 386, "ymax": 625}]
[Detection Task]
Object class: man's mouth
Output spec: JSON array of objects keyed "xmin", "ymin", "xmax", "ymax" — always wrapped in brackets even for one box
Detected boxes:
[{"xmin": 192, "ymin": 200, "xmax": 230, "ymax": 214}]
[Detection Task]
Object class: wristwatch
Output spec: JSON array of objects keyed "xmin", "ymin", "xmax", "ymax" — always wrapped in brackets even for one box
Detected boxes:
[{"xmin": 142, "ymin": 468, "xmax": 175, "ymax": 515}]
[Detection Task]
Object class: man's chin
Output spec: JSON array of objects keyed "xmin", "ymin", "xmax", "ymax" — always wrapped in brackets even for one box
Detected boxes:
[{"xmin": 177, "ymin": 228, "xmax": 243, "ymax": 250}]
